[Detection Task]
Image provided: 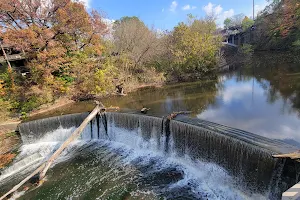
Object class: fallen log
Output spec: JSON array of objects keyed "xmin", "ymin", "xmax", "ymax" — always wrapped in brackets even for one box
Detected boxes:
[
  {"xmin": 0, "ymin": 102, "xmax": 119, "ymax": 200},
  {"xmin": 273, "ymin": 151, "xmax": 300, "ymax": 161},
  {"xmin": 167, "ymin": 111, "xmax": 192, "ymax": 120},
  {"xmin": 39, "ymin": 104, "xmax": 102, "ymax": 179},
  {"xmin": 0, "ymin": 163, "xmax": 46, "ymax": 200}
]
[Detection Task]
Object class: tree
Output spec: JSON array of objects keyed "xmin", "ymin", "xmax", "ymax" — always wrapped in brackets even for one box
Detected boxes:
[
  {"xmin": 112, "ymin": 16, "xmax": 162, "ymax": 70},
  {"xmin": 224, "ymin": 18, "xmax": 232, "ymax": 29},
  {"xmin": 232, "ymin": 14, "xmax": 246, "ymax": 26},
  {"xmin": 168, "ymin": 16, "xmax": 222, "ymax": 80},
  {"xmin": 242, "ymin": 16, "xmax": 254, "ymax": 31},
  {"xmin": 224, "ymin": 14, "xmax": 246, "ymax": 28},
  {"xmin": 254, "ymin": 0, "xmax": 300, "ymax": 50},
  {"xmin": 0, "ymin": 0, "xmax": 108, "ymax": 111}
]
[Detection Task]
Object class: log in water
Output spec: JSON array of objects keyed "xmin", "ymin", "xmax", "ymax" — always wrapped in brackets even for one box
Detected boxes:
[{"xmin": 2, "ymin": 112, "xmax": 299, "ymax": 199}]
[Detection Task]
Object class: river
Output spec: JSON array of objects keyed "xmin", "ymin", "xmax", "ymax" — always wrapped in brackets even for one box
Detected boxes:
[
  {"xmin": 30, "ymin": 53, "xmax": 300, "ymax": 146},
  {"xmin": 2, "ymin": 53, "xmax": 300, "ymax": 199}
]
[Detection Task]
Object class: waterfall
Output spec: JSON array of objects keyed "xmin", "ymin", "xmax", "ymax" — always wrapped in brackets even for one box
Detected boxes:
[
  {"xmin": 19, "ymin": 113, "xmax": 88, "ymax": 144},
  {"xmin": 170, "ymin": 120, "xmax": 277, "ymax": 194},
  {"xmin": 0, "ymin": 153, "xmax": 43, "ymax": 181},
  {"xmin": 15, "ymin": 112, "xmax": 300, "ymax": 199}
]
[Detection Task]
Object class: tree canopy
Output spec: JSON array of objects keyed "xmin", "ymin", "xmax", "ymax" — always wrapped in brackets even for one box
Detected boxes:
[
  {"xmin": 0, "ymin": 0, "xmax": 109, "ymax": 112},
  {"xmin": 223, "ymin": 14, "xmax": 246, "ymax": 28},
  {"xmin": 0, "ymin": 9, "xmax": 223, "ymax": 119},
  {"xmin": 242, "ymin": 17, "xmax": 254, "ymax": 31}
]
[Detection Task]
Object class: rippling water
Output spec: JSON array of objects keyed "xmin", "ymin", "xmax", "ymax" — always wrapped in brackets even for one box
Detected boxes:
[{"xmin": 0, "ymin": 124, "xmax": 268, "ymax": 200}]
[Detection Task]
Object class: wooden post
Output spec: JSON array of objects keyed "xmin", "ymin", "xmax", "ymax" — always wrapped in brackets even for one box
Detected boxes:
[{"xmin": 0, "ymin": 43, "xmax": 12, "ymax": 70}]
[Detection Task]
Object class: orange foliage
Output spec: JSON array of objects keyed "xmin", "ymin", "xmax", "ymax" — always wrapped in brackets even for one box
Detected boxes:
[
  {"xmin": 0, "ymin": 0, "xmax": 108, "ymax": 106},
  {"xmin": 0, "ymin": 153, "xmax": 16, "ymax": 169},
  {"xmin": 273, "ymin": 0, "xmax": 300, "ymax": 37}
]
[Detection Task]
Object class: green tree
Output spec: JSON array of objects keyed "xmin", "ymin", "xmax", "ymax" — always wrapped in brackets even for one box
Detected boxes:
[
  {"xmin": 168, "ymin": 16, "xmax": 222, "ymax": 80},
  {"xmin": 242, "ymin": 17, "xmax": 254, "ymax": 31},
  {"xmin": 224, "ymin": 18, "xmax": 232, "ymax": 29},
  {"xmin": 224, "ymin": 14, "xmax": 246, "ymax": 28}
]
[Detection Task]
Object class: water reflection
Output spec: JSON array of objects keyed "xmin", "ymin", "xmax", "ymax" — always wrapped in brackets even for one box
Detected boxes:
[
  {"xmin": 199, "ymin": 72, "xmax": 300, "ymax": 145},
  {"xmin": 29, "ymin": 53, "xmax": 300, "ymax": 145}
]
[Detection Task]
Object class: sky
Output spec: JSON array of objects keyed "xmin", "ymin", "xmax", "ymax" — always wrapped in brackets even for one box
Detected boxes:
[{"xmin": 80, "ymin": 0, "xmax": 270, "ymax": 30}]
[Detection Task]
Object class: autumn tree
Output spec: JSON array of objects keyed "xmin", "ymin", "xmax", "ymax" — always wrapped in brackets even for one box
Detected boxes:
[
  {"xmin": 0, "ymin": 0, "xmax": 108, "ymax": 112},
  {"xmin": 254, "ymin": 0, "xmax": 300, "ymax": 50},
  {"xmin": 112, "ymin": 16, "xmax": 163, "ymax": 70}
]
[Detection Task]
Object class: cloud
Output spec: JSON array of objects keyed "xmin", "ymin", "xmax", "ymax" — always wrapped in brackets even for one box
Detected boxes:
[
  {"xmin": 202, "ymin": 2, "xmax": 235, "ymax": 27},
  {"xmin": 182, "ymin": 5, "xmax": 190, "ymax": 10},
  {"xmin": 222, "ymin": 84, "xmax": 253, "ymax": 104},
  {"xmin": 203, "ymin": 3, "xmax": 224, "ymax": 16},
  {"xmin": 254, "ymin": 1, "xmax": 269, "ymax": 17},
  {"xmin": 162, "ymin": 8, "xmax": 165, "ymax": 12},
  {"xmin": 214, "ymin": 5, "xmax": 223, "ymax": 15},
  {"xmin": 223, "ymin": 9, "xmax": 235, "ymax": 19},
  {"xmin": 76, "ymin": 0, "xmax": 91, "ymax": 8},
  {"xmin": 203, "ymin": 2, "xmax": 214, "ymax": 15},
  {"xmin": 182, "ymin": 4, "xmax": 197, "ymax": 11},
  {"xmin": 169, "ymin": 1, "xmax": 178, "ymax": 12},
  {"xmin": 203, "ymin": 2, "xmax": 223, "ymax": 16}
]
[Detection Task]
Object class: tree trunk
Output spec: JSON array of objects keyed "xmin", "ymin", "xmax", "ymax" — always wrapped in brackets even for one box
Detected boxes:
[{"xmin": 0, "ymin": 43, "xmax": 15, "ymax": 91}]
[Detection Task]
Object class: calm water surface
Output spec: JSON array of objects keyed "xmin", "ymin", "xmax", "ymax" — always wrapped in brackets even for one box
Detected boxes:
[
  {"xmin": 3, "ymin": 53, "xmax": 300, "ymax": 200},
  {"xmin": 30, "ymin": 54, "xmax": 300, "ymax": 145}
]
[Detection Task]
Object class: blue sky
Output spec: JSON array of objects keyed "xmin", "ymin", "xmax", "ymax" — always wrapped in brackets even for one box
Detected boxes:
[{"xmin": 82, "ymin": 0, "xmax": 269, "ymax": 30}]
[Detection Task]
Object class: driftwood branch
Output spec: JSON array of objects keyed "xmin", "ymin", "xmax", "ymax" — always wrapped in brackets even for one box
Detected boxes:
[
  {"xmin": 273, "ymin": 151, "xmax": 300, "ymax": 161},
  {"xmin": 0, "ymin": 163, "xmax": 46, "ymax": 200},
  {"xmin": 39, "ymin": 104, "xmax": 102, "ymax": 179},
  {"xmin": 167, "ymin": 111, "xmax": 192, "ymax": 120},
  {"xmin": 0, "ymin": 102, "xmax": 119, "ymax": 200}
]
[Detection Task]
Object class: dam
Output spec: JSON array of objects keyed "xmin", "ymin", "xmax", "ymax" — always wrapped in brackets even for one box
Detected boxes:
[{"xmin": 0, "ymin": 112, "xmax": 299, "ymax": 199}]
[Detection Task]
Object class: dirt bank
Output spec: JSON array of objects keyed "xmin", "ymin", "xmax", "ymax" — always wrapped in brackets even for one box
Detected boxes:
[{"xmin": 0, "ymin": 131, "xmax": 20, "ymax": 169}]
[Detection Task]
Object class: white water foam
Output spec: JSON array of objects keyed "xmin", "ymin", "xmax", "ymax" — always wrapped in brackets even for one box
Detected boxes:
[
  {"xmin": 102, "ymin": 123, "xmax": 268, "ymax": 199},
  {"xmin": 0, "ymin": 126, "xmax": 90, "ymax": 183},
  {"xmin": 0, "ymin": 153, "xmax": 43, "ymax": 182},
  {"xmin": 2, "ymin": 122, "xmax": 269, "ymax": 199}
]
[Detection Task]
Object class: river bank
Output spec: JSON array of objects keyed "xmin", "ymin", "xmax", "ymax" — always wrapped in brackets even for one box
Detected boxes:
[
  {"xmin": 1, "ymin": 50, "xmax": 300, "ymax": 170},
  {"xmin": 0, "ymin": 82, "xmax": 164, "ymax": 169}
]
